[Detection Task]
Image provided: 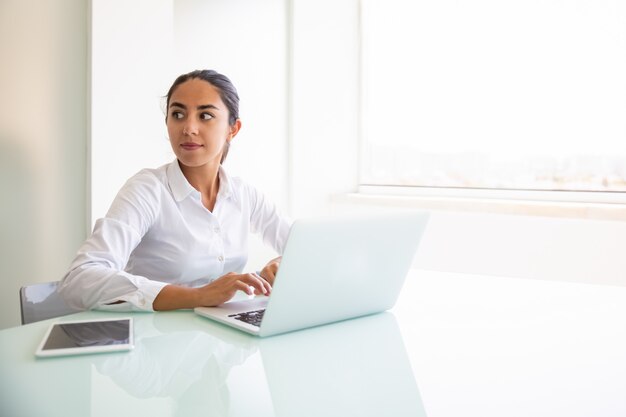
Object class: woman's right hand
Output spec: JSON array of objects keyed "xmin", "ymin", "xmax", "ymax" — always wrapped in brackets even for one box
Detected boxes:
[
  {"xmin": 196, "ymin": 272, "xmax": 272, "ymax": 307},
  {"xmin": 153, "ymin": 272, "xmax": 272, "ymax": 311}
]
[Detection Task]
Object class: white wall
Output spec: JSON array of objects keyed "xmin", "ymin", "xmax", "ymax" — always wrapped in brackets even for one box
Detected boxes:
[
  {"xmin": 91, "ymin": 0, "xmax": 289, "ymax": 269},
  {"xmin": 332, "ymin": 198, "xmax": 626, "ymax": 287},
  {"xmin": 172, "ymin": 0, "xmax": 289, "ymax": 212},
  {"xmin": 289, "ymin": 0, "xmax": 361, "ymax": 218},
  {"xmin": 90, "ymin": 0, "xmax": 176, "ymax": 223},
  {"xmin": 0, "ymin": 0, "xmax": 88, "ymax": 329},
  {"xmin": 413, "ymin": 211, "xmax": 626, "ymax": 286}
]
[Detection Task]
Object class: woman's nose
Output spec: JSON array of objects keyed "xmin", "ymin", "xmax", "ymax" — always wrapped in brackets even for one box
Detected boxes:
[{"xmin": 183, "ymin": 121, "xmax": 199, "ymax": 135}]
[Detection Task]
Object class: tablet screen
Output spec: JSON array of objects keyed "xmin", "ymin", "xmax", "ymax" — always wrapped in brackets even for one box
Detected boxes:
[{"xmin": 37, "ymin": 318, "xmax": 133, "ymax": 357}]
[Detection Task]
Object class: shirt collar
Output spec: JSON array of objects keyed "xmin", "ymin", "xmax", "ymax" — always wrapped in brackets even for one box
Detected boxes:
[
  {"xmin": 166, "ymin": 159, "xmax": 235, "ymax": 203},
  {"xmin": 217, "ymin": 165, "xmax": 235, "ymax": 202},
  {"xmin": 167, "ymin": 160, "xmax": 197, "ymax": 202}
]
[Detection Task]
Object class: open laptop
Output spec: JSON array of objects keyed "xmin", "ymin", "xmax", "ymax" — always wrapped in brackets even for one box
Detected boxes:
[{"xmin": 194, "ymin": 211, "xmax": 429, "ymax": 337}]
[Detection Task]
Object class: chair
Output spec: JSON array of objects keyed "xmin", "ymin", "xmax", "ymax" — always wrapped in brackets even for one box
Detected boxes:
[{"xmin": 19, "ymin": 281, "xmax": 82, "ymax": 325}]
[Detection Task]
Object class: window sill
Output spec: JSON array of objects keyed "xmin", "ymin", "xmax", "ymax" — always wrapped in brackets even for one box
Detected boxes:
[{"xmin": 331, "ymin": 187, "xmax": 626, "ymax": 222}]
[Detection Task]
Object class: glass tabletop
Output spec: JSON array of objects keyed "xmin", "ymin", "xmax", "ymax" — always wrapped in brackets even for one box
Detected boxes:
[
  {"xmin": 2, "ymin": 269, "xmax": 626, "ymax": 417},
  {"xmin": 0, "ymin": 307, "xmax": 424, "ymax": 417}
]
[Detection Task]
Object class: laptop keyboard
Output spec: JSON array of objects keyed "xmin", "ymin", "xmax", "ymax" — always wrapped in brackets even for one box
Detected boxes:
[{"xmin": 228, "ymin": 309, "xmax": 265, "ymax": 327}]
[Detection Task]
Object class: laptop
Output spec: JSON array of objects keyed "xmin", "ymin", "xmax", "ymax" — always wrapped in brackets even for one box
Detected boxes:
[{"xmin": 194, "ymin": 211, "xmax": 429, "ymax": 337}]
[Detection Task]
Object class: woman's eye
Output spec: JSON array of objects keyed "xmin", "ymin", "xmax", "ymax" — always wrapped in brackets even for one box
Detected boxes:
[
  {"xmin": 200, "ymin": 112, "xmax": 214, "ymax": 121},
  {"xmin": 171, "ymin": 111, "xmax": 184, "ymax": 120}
]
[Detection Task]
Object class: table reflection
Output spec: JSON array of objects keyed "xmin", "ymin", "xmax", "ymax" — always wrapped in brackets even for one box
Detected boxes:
[
  {"xmin": 257, "ymin": 312, "xmax": 427, "ymax": 417},
  {"xmin": 90, "ymin": 312, "xmax": 426, "ymax": 417},
  {"xmin": 90, "ymin": 313, "xmax": 258, "ymax": 416}
]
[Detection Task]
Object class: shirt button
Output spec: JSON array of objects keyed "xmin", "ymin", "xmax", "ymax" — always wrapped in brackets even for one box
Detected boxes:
[{"xmin": 218, "ymin": 255, "xmax": 224, "ymax": 262}]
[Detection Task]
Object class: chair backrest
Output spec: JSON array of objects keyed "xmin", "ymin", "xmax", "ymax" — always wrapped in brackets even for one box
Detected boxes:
[{"xmin": 19, "ymin": 281, "xmax": 82, "ymax": 325}]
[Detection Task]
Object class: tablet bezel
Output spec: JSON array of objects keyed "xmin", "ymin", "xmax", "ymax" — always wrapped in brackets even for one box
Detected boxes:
[{"xmin": 35, "ymin": 317, "xmax": 134, "ymax": 358}]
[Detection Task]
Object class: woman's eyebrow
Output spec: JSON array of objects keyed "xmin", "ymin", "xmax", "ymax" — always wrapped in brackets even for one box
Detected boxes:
[
  {"xmin": 198, "ymin": 104, "xmax": 219, "ymax": 111},
  {"xmin": 169, "ymin": 102, "xmax": 186, "ymax": 109},
  {"xmin": 169, "ymin": 102, "xmax": 219, "ymax": 111}
]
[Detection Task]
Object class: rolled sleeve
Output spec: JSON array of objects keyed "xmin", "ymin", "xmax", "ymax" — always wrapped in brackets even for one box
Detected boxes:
[{"xmin": 97, "ymin": 278, "xmax": 169, "ymax": 312}]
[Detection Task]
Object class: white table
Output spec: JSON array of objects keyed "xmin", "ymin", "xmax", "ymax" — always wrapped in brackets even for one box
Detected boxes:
[{"xmin": 1, "ymin": 270, "xmax": 625, "ymax": 417}]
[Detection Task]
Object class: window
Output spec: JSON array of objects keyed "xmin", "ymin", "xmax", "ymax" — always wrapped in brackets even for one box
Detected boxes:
[{"xmin": 360, "ymin": 0, "xmax": 626, "ymax": 196}]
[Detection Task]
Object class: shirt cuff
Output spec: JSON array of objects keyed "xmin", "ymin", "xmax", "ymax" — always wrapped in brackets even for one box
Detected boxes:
[{"xmin": 97, "ymin": 280, "xmax": 169, "ymax": 312}]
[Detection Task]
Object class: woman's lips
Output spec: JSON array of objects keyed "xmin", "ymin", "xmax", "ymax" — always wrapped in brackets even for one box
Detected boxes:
[{"xmin": 180, "ymin": 142, "xmax": 203, "ymax": 151}]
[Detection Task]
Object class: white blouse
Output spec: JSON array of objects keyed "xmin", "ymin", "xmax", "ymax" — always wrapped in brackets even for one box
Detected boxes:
[{"xmin": 59, "ymin": 160, "xmax": 291, "ymax": 312}]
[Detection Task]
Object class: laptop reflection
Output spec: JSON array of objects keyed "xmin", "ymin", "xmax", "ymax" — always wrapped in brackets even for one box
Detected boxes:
[{"xmin": 257, "ymin": 312, "xmax": 427, "ymax": 417}]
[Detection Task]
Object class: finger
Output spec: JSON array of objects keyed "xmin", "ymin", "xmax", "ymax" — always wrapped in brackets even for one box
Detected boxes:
[
  {"xmin": 258, "ymin": 272, "xmax": 273, "ymax": 294},
  {"xmin": 233, "ymin": 280, "xmax": 254, "ymax": 295},
  {"xmin": 257, "ymin": 275, "xmax": 272, "ymax": 295},
  {"xmin": 262, "ymin": 271, "xmax": 275, "ymax": 287},
  {"xmin": 247, "ymin": 273, "xmax": 271, "ymax": 295},
  {"xmin": 252, "ymin": 274, "xmax": 272, "ymax": 295},
  {"xmin": 259, "ymin": 266, "xmax": 276, "ymax": 285}
]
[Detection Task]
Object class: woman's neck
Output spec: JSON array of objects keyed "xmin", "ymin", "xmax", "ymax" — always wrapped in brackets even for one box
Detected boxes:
[{"xmin": 179, "ymin": 161, "xmax": 221, "ymax": 211}]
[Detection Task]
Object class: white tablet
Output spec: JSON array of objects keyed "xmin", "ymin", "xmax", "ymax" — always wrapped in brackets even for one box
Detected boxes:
[{"xmin": 35, "ymin": 317, "xmax": 134, "ymax": 358}]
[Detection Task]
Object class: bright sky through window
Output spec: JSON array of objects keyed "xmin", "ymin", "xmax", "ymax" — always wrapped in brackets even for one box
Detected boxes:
[{"xmin": 360, "ymin": 0, "xmax": 626, "ymax": 192}]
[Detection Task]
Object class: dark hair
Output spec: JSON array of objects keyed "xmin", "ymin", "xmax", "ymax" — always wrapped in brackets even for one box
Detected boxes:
[
  {"xmin": 166, "ymin": 69, "xmax": 240, "ymax": 163},
  {"xmin": 166, "ymin": 69, "xmax": 240, "ymax": 124}
]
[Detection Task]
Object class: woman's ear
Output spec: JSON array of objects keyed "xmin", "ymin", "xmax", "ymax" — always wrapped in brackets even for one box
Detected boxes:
[{"xmin": 229, "ymin": 119, "xmax": 242, "ymax": 141}]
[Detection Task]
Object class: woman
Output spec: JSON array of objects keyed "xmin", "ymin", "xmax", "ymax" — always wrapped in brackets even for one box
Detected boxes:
[{"xmin": 60, "ymin": 70, "xmax": 291, "ymax": 311}]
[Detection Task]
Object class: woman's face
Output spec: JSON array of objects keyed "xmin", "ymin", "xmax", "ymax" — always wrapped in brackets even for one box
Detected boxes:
[{"xmin": 166, "ymin": 78, "xmax": 240, "ymax": 169}]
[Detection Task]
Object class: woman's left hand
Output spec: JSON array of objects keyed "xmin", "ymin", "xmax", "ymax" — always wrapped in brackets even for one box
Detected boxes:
[{"xmin": 259, "ymin": 256, "xmax": 282, "ymax": 286}]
